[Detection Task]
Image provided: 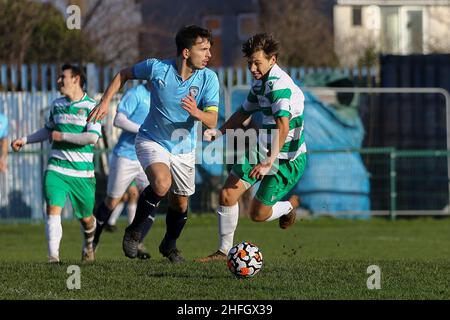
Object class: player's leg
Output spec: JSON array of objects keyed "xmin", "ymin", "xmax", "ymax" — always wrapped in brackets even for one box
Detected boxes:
[
  {"xmin": 43, "ymin": 171, "xmax": 69, "ymax": 263},
  {"xmin": 158, "ymin": 192, "xmax": 188, "ymax": 263},
  {"xmin": 196, "ymin": 147, "xmax": 258, "ymax": 263},
  {"xmin": 126, "ymin": 182, "xmax": 139, "ymax": 224},
  {"xmin": 249, "ymin": 154, "xmax": 306, "ymax": 228},
  {"xmin": 127, "ymin": 181, "xmax": 151, "ymax": 260},
  {"xmin": 94, "ymin": 154, "xmax": 135, "ymax": 249},
  {"xmin": 158, "ymin": 150, "xmax": 195, "ymax": 263},
  {"xmin": 196, "ymin": 173, "xmax": 249, "ymax": 262},
  {"xmin": 106, "ymin": 192, "xmax": 129, "ymax": 231},
  {"xmin": 46, "ymin": 205, "xmax": 63, "ymax": 263},
  {"xmin": 123, "ymin": 138, "xmax": 172, "ymax": 259},
  {"xmin": 69, "ymin": 175, "xmax": 97, "ymax": 262}
]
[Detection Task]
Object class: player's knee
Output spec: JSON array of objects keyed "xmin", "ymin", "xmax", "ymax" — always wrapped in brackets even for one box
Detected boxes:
[
  {"xmin": 128, "ymin": 189, "xmax": 139, "ymax": 202},
  {"xmin": 219, "ymin": 189, "xmax": 238, "ymax": 206},
  {"xmin": 249, "ymin": 201, "xmax": 271, "ymax": 222},
  {"xmin": 170, "ymin": 202, "xmax": 188, "ymax": 213},
  {"xmin": 81, "ymin": 216, "xmax": 95, "ymax": 229},
  {"xmin": 249, "ymin": 210, "xmax": 266, "ymax": 222},
  {"xmin": 152, "ymin": 177, "xmax": 171, "ymax": 196},
  {"xmin": 105, "ymin": 197, "xmax": 120, "ymax": 210}
]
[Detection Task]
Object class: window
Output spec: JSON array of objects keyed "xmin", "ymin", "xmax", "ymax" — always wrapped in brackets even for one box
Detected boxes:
[
  {"xmin": 238, "ymin": 13, "xmax": 258, "ymax": 40},
  {"xmin": 202, "ymin": 16, "xmax": 223, "ymax": 66},
  {"xmin": 352, "ymin": 6, "xmax": 362, "ymax": 26}
]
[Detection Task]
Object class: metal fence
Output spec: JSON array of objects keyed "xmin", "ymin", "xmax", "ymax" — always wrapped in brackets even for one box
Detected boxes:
[
  {"xmin": 1, "ymin": 84, "xmax": 449, "ymax": 220},
  {"xmin": 0, "ymin": 63, "xmax": 378, "ymax": 93}
]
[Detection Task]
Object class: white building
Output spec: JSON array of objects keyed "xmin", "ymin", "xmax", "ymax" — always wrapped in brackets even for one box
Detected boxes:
[{"xmin": 334, "ymin": 0, "xmax": 450, "ymax": 66}]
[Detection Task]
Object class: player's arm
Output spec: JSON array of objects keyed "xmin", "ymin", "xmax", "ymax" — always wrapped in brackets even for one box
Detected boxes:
[
  {"xmin": 0, "ymin": 137, "xmax": 7, "ymax": 172},
  {"xmin": 203, "ymin": 107, "xmax": 253, "ymax": 142},
  {"xmin": 51, "ymin": 131, "xmax": 99, "ymax": 146},
  {"xmin": 180, "ymin": 95, "xmax": 218, "ymax": 129},
  {"xmin": 11, "ymin": 127, "xmax": 51, "ymax": 152},
  {"xmin": 113, "ymin": 112, "xmax": 140, "ymax": 133},
  {"xmin": 249, "ymin": 116, "xmax": 289, "ymax": 180},
  {"xmin": 113, "ymin": 88, "xmax": 141, "ymax": 133},
  {"xmin": 87, "ymin": 67, "xmax": 134, "ymax": 123}
]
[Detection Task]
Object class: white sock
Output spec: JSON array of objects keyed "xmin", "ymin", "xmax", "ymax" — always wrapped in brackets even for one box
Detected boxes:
[
  {"xmin": 81, "ymin": 216, "xmax": 96, "ymax": 249},
  {"xmin": 45, "ymin": 215, "xmax": 62, "ymax": 260},
  {"xmin": 265, "ymin": 201, "xmax": 293, "ymax": 222},
  {"xmin": 127, "ymin": 203, "xmax": 137, "ymax": 225},
  {"xmin": 218, "ymin": 203, "xmax": 239, "ymax": 254},
  {"xmin": 108, "ymin": 202, "xmax": 125, "ymax": 226}
]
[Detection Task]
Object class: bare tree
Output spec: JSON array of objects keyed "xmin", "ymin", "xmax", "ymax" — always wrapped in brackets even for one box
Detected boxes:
[
  {"xmin": 38, "ymin": 0, "xmax": 144, "ymax": 65},
  {"xmin": 0, "ymin": 0, "xmax": 100, "ymax": 65},
  {"xmin": 258, "ymin": 0, "xmax": 337, "ymax": 67}
]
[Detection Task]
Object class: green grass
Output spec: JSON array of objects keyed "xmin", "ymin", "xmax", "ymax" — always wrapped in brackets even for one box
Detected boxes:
[{"xmin": 1, "ymin": 215, "xmax": 450, "ymax": 299}]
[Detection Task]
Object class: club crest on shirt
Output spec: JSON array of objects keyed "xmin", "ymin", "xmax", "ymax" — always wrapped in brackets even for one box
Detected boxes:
[
  {"xmin": 253, "ymin": 80, "xmax": 262, "ymax": 92},
  {"xmin": 189, "ymin": 86, "xmax": 199, "ymax": 97}
]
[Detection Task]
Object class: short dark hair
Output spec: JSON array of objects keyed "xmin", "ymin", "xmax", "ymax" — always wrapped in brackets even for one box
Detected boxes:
[
  {"xmin": 61, "ymin": 64, "xmax": 86, "ymax": 89},
  {"xmin": 242, "ymin": 33, "xmax": 279, "ymax": 59},
  {"xmin": 175, "ymin": 25, "xmax": 213, "ymax": 56}
]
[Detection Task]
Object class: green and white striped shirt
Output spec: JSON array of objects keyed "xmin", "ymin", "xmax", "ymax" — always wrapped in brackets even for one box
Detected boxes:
[
  {"xmin": 241, "ymin": 64, "xmax": 306, "ymax": 161},
  {"xmin": 45, "ymin": 93, "xmax": 102, "ymax": 178}
]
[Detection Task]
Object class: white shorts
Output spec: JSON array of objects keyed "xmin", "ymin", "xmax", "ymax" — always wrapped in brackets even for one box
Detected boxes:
[
  {"xmin": 107, "ymin": 153, "xmax": 149, "ymax": 198},
  {"xmin": 135, "ymin": 135, "xmax": 195, "ymax": 196}
]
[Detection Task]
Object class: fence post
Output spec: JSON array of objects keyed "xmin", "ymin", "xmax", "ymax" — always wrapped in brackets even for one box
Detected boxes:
[
  {"xmin": 86, "ymin": 63, "xmax": 99, "ymax": 96},
  {"xmin": 50, "ymin": 64, "xmax": 57, "ymax": 92},
  {"xmin": 389, "ymin": 148, "xmax": 397, "ymax": 220},
  {"xmin": 21, "ymin": 65, "xmax": 28, "ymax": 91},
  {"xmin": 41, "ymin": 64, "xmax": 48, "ymax": 92}
]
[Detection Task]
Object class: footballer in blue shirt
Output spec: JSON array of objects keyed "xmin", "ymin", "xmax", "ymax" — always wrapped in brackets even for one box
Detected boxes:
[{"xmin": 88, "ymin": 25, "xmax": 220, "ymax": 263}]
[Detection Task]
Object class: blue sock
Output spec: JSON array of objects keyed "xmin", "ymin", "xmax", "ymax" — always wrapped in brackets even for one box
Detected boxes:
[
  {"xmin": 163, "ymin": 207, "xmax": 188, "ymax": 249},
  {"xmin": 95, "ymin": 201, "xmax": 112, "ymax": 225},
  {"xmin": 139, "ymin": 216, "xmax": 154, "ymax": 243},
  {"xmin": 127, "ymin": 186, "xmax": 162, "ymax": 234},
  {"xmin": 93, "ymin": 201, "xmax": 112, "ymax": 245}
]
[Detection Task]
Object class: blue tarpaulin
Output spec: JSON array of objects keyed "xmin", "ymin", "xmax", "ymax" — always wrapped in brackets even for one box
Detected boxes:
[{"xmin": 293, "ymin": 73, "xmax": 371, "ymax": 218}]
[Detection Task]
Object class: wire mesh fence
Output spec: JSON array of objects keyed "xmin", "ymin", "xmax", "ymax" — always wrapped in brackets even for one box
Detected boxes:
[{"xmin": 1, "ymin": 87, "xmax": 449, "ymax": 220}]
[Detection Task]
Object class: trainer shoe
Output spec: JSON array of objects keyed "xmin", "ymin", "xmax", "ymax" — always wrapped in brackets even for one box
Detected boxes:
[
  {"xmin": 159, "ymin": 239, "xmax": 185, "ymax": 264},
  {"xmin": 137, "ymin": 242, "xmax": 151, "ymax": 260},
  {"xmin": 195, "ymin": 250, "xmax": 227, "ymax": 263},
  {"xmin": 48, "ymin": 256, "xmax": 60, "ymax": 264},
  {"xmin": 122, "ymin": 228, "xmax": 141, "ymax": 259},
  {"xmin": 279, "ymin": 195, "xmax": 300, "ymax": 229},
  {"xmin": 81, "ymin": 246, "xmax": 95, "ymax": 262}
]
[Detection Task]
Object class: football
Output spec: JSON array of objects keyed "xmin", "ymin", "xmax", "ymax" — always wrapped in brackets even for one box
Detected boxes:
[{"xmin": 227, "ymin": 241, "xmax": 263, "ymax": 278}]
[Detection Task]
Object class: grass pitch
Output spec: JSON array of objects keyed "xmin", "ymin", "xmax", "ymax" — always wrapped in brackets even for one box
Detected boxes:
[{"xmin": 1, "ymin": 215, "xmax": 450, "ymax": 300}]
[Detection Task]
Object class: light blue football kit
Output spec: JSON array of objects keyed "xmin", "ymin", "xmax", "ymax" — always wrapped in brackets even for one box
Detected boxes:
[
  {"xmin": 132, "ymin": 58, "xmax": 220, "ymax": 154},
  {"xmin": 107, "ymin": 84, "xmax": 151, "ymax": 198},
  {"xmin": 113, "ymin": 84, "xmax": 150, "ymax": 160}
]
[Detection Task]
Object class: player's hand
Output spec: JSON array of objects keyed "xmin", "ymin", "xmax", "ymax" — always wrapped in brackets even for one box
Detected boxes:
[
  {"xmin": 51, "ymin": 131, "xmax": 63, "ymax": 142},
  {"xmin": 11, "ymin": 138, "xmax": 26, "ymax": 152},
  {"xmin": 249, "ymin": 159, "xmax": 274, "ymax": 180},
  {"xmin": 181, "ymin": 95, "xmax": 200, "ymax": 119},
  {"xmin": 87, "ymin": 99, "xmax": 108, "ymax": 123},
  {"xmin": 203, "ymin": 129, "xmax": 221, "ymax": 142}
]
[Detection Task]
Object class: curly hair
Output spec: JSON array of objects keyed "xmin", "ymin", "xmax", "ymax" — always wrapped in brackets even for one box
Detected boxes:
[{"xmin": 242, "ymin": 33, "xmax": 279, "ymax": 59}]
